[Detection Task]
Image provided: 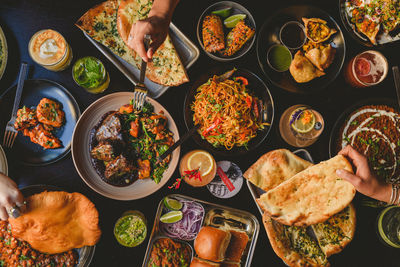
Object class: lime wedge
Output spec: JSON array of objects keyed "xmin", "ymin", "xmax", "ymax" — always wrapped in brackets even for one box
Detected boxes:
[
  {"xmin": 160, "ymin": 211, "xmax": 183, "ymax": 223},
  {"xmin": 211, "ymin": 7, "xmax": 232, "ymax": 18},
  {"xmin": 224, "ymin": 14, "xmax": 246, "ymax": 28},
  {"xmin": 290, "ymin": 109, "xmax": 316, "ymax": 134},
  {"xmin": 163, "ymin": 197, "xmax": 183, "ymax": 211}
]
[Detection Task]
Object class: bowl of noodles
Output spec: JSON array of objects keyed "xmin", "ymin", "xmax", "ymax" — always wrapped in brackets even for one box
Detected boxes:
[{"xmin": 184, "ymin": 68, "xmax": 274, "ymax": 156}]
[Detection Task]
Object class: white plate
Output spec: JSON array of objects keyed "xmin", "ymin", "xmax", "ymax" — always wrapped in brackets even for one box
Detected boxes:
[{"xmin": 72, "ymin": 92, "xmax": 180, "ymax": 200}]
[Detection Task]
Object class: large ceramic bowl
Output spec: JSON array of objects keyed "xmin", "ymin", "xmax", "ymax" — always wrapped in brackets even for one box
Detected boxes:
[
  {"xmin": 184, "ymin": 67, "xmax": 274, "ymax": 157},
  {"xmin": 72, "ymin": 92, "xmax": 180, "ymax": 200},
  {"xmin": 257, "ymin": 5, "xmax": 345, "ymax": 94}
]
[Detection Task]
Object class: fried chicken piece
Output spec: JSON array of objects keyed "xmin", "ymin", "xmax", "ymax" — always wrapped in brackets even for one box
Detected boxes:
[
  {"xmin": 104, "ymin": 154, "xmax": 135, "ymax": 180},
  {"xmin": 23, "ymin": 124, "xmax": 62, "ymax": 149},
  {"xmin": 137, "ymin": 159, "xmax": 151, "ymax": 179},
  {"xmin": 14, "ymin": 106, "xmax": 37, "ymax": 131},
  {"xmin": 36, "ymin": 98, "xmax": 65, "ymax": 128},
  {"xmin": 202, "ymin": 14, "xmax": 225, "ymax": 53}
]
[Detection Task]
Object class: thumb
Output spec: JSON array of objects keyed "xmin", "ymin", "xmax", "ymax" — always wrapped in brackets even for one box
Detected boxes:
[{"xmin": 336, "ymin": 169, "xmax": 361, "ymax": 186}]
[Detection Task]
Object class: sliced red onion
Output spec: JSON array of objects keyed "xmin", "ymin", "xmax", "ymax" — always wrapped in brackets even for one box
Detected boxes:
[{"xmin": 160, "ymin": 199, "xmax": 204, "ymax": 241}]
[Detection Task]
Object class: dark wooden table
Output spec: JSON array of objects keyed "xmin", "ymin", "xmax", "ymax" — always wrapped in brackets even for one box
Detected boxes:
[{"xmin": 1, "ymin": 0, "xmax": 400, "ymax": 266}]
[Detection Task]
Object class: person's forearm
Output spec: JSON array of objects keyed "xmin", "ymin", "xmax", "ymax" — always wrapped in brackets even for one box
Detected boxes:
[{"xmin": 150, "ymin": 0, "xmax": 179, "ymax": 22}]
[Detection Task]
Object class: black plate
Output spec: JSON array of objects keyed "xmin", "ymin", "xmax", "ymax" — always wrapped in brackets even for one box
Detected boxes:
[
  {"xmin": 328, "ymin": 98, "xmax": 398, "ymax": 158},
  {"xmin": 339, "ymin": 0, "xmax": 400, "ymax": 47},
  {"xmin": 19, "ymin": 184, "xmax": 95, "ymax": 267},
  {"xmin": 12, "ymin": 79, "xmax": 80, "ymax": 166},
  {"xmin": 257, "ymin": 5, "xmax": 346, "ymax": 94},
  {"xmin": 196, "ymin": 1, "xmax": 256, "ymax": 61},
  {"xmin": 184, "ymin": 67, "xmax": 274, "ymax": 157}
]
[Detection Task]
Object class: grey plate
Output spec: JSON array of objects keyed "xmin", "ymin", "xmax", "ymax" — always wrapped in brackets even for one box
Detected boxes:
[
  {"xmin": 143, "ymin": 194, "xmax": 260, "ymax": 267},
  {"xmin": 0, "ymin": 25, "xmax": 8, "ymax": 80},
  {"xmin": 0, "ymin": 145, "xmax": 8, "ymax": 175},
  {"xmin": 19, "ymin": 184, "xmax": 95, "ymax": 267},
  {"xmin": 84, "ymin": 23, "xmax": 199, "ymax": 98},
  {"xmin": 246, "ymin": 149, "xmax": 314, "ymax": 215}
]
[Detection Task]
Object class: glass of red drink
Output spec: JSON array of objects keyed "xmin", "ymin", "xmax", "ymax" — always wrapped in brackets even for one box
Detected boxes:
[{"xmin": 344, "ymin": 50, "xmax": 388, "ymax": 88}]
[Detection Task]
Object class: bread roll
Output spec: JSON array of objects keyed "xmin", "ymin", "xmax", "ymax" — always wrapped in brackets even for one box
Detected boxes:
[
  {"xmin": 225, "ymin": 230, "xmax": 249, "ymax": 262},
  {"xmin": 190, "ymin": 258, "xmax": 221, "ymax": 267},
  {"xmin": 194, "ymin": 226, "xmax": 231, "ymax": 262}
]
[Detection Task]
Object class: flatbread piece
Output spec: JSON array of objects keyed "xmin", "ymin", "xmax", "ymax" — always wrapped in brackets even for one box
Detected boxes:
[
  {"xmin": 257, "ymin": 155, "xmax": 356, "ymax": 226},
  {"xmin": 311, "ymin": 203, "xmax": 356, "ymax": 257},
  {"xmin": 263, "ymin": 213, "xmax": 329, "ymax": 267},
  {"xmin": 117, "ymin": 0, "xmax": 189, "ymax": 86},
  {"xmin": 243, "ymin": 149, "xmax": 313, "ymax": 192}
]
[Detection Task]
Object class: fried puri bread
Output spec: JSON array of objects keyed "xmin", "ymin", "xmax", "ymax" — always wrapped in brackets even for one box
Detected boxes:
[
  {"xmin": 257, "ymin": 155, "xmax": 356, "ymax": 226},
  {"xmin": 9, "ymin": 191, "xmax": 101, "ymax": 254},
  {"xmin": 244, "ymin": 149, "xmax": 313, "ymax": 192},
  {"xmin": 263, "ymin": 213, "xmax": 330, "ymax": 267},
  {"xmin": 117, "ymin": 0, "xmax": 189, "ymax": 86},
  {"xmin": 311, "ymin": 203, "xmax": 356, "ymax": 257}
]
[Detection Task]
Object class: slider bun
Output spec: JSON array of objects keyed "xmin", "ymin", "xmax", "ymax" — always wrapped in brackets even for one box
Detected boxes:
[
  {"xmin": 190, "ymin": 257, "xmax": 221, "ymax": 267},
  {"xmin": 194, "ymin": 226, "xmax": 231, "ymax": 262}
]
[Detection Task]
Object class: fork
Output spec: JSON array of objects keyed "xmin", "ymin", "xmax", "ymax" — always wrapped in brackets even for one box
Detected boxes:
[
  {"xmin": 133, "ymin": 35, "xmax": 151, "ymax": 110},
  {"xmin": 3, "ymin": 62, "xmax": 28, "ymax": 148}
]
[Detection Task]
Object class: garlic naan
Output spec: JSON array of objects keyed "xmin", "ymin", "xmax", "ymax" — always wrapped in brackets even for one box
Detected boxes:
[
  {"xmin": 117, "ymin": 0, "xmax": 189, "ymax": 86},
  {"xmin": 9, "ymin": 191, "xmax": 101, "ymax": 254},
  {"xmin": 257, "ymin": 155, "xmax": 356, "ymax": 226}
]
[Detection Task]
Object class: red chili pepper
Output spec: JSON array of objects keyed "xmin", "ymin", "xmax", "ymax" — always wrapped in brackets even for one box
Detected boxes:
[
  {"xmin": 252, "ymin": 99, "xmax": 259, "ymax": 119},
  {"xmin": 202, "ymin": 118, "xmax": 222, "ymax": 137},
  {"xmin": 235, "ymin": 76, "xmax": 248, "ymax": 86},
  {"xmin": 245, "ymin": 96, "xmax": 252, "ymax": 108},
  {"xmin": 240, "ymin": 133, "xmax": 246, "ymax": 140}
]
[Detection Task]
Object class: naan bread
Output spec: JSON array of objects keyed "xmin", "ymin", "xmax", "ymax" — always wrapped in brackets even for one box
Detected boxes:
[
  {"xmin": 305, "ymin": 45, "xmax": 336, "ymax": 71},
  {"xmin": 289, "ymin": 51, "xmax": 325, "ymax": 83},
  {"xmin": 117, "ymin": 0, "xmax": 189, "ymax": 86},
  {"xmin": 243, "ymin": 149, "xmax": 313, "ymax": 192},
  {"xmin": 311, "ymin": 204, "xmax": 356, "ymax": 257},
  {"xmin": 257, "ymin": 155, "xmax": 356, "ymax": 226},
  {"xmin": 75, "ymin": 0, "xmax": 141, "ymax": 70},
  {"xmin": 263, "ymin": 213, "xmax": 330, "ymax": 267},
  {"xmin": 9, "ymin": 191, "xmax": 101, "ymax": 254}
]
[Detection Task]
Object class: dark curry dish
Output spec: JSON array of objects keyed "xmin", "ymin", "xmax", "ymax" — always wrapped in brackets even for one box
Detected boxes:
[
  {"xmin": 89, "ymin": 101, "xmax": 174, "ymax": 186},
  {"xmin": 0, "ymin": 221, "xmax": 78, "ymax": 267},
  {"xmin": 147, "ymin": 238, "xmax": 191, "ymax": 267},
  {"xmin": 337, "ymin": 105, "xmax": 400, "ymax": 184},
  {"xmin": 14, "ymin": 98, "xmax": 65, "ymax": 149}
]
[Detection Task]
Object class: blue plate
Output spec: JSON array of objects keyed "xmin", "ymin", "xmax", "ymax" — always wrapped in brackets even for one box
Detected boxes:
[{"xmin": 12, "ymin": 79, "xmax": 80, "ymax": 166}]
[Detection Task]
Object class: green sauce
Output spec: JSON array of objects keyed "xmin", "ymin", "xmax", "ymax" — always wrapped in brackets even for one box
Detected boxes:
[
  {"xmin": 72, "ymin": 56, "xmax": 108, "ymax": 92},
  {"xmin": 114, "ymin": 213, "xmax": 147, "ymax": 247},
  {"xmin": 267, "ymin": 45, "xmax": 292, "ymax": 72}
]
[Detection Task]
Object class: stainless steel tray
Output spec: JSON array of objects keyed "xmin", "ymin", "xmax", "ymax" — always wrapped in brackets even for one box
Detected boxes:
[
  {"xmin": 142, "ymin": 194, "xmax": 260, "ymax": 267},
  {"xmin": 247, "ymin": 149, "xmax": 314, "ymax": 215},
  {"xmin": 84, "ymin": 23, "xmax": 199, "ymax": 98}
]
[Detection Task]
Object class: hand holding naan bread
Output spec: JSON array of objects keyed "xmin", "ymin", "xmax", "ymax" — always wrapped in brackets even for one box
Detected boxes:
[{"xmin": 257, "ymin": 155, "xmax": 355, "ymax": 226}]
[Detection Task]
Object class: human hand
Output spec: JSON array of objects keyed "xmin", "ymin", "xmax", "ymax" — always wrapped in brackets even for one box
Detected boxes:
[
  {"xmin": 336, "ymin": 145, "xmax": 391, "ymax": 203},
  {"xmin": 0, "ymin": 173, "xmax": 24, "ymax": 220},
  {"xmin": 127, "ymin": 13, "xmax": 170, "ymax": 62}
]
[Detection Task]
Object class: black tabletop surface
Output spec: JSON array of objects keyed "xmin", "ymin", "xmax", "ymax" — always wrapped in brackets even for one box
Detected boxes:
[{"xmin": 1, "ymin": 0, "xmax": 400, "ymax": 266}]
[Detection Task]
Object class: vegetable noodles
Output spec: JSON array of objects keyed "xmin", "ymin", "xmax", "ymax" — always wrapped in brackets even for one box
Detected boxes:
[{"xmin": 191, "ymin": 75, "xmax": 268, "ymax": 150}]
